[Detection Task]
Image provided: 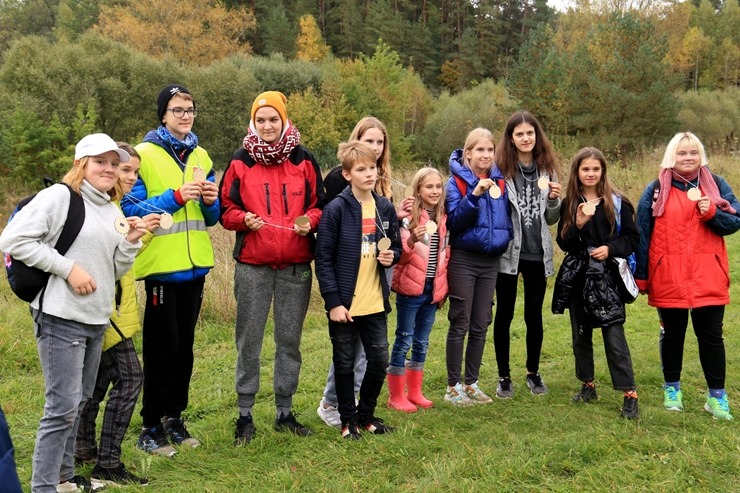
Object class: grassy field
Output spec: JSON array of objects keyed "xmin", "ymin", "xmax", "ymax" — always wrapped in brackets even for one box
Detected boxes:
[{"xmin": 1, "ymin": 154, "xmax": 740, "ymax": 492}]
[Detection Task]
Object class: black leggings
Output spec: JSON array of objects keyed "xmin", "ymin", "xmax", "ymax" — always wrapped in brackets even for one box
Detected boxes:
[
  {"xmin": 659, "ymin": 306, "xmax": 726, "ymax": 389},
  {"xmin": 493, "ymin": 259, "xmax": 547, "ymax": 377}
]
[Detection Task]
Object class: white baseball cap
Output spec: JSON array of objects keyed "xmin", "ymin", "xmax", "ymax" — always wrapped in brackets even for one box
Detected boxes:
[{"xmin": 74, "ymin": 133, "xmax": 130, "ymax": 162}]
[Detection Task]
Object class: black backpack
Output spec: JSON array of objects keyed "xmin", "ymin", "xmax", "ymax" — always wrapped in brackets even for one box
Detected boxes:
[{"xmin": 4, "ymin": 180, "xmax": 85, "ymax": 302}]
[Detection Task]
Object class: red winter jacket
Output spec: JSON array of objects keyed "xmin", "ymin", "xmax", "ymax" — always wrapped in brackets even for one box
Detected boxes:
[
  {"xmin": 643, "ymin": 190, "xmax": 729, "ymax": 308},
  {"xmin": 391, "ymin": 209, "xmax": 450, "ymax": 303},
  {"xmin": 219, "ymin": 146, "xmax": 323, "ymax": 269}
]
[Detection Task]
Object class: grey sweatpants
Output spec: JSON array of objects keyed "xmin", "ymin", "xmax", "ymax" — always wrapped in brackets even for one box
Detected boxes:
[{"xmin": 234, "ymin": 263, "xmax": 312, "ymax": 415}]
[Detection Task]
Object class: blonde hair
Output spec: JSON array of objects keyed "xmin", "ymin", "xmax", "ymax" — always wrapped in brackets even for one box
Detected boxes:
[
  {"xmin": 337, "ymin": 141, "xmax": 377, "ymax": 172},
  {"xmin": 350, "ymin": 117, "xmax": 392, "ymax": 199},
  {"xmin": 63, "ymin": 156, "xmax": 123, "ymax": 201},
  {"xmin": 660, "ymin": 132, "xmax": 708, "ymax": 169},
  {"xmin": 463, "ymin": 128, "xmax": 495, "ymax": 169},
  {"xmin": 408, "ymin": 167, "xmax": 446, "ymax": 231}
]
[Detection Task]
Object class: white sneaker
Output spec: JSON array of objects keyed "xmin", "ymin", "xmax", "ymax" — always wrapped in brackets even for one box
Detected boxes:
[
  {"xmin": 316, "ymin": 398, "xmax": 341, "ymax": 428},
  {"xmin": 444, "ymin": 383, "xmax": 474, "ymax": 407}
]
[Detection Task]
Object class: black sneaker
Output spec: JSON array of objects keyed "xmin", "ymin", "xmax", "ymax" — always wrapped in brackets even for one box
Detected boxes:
[
  {"xmin": 621, "ymin": 396, "xmax": 639, "ymax": 420},
  {"xmin": 573, "ymin": 382, "xmax": 598, "ymax": 403},
  {"xmin": 163, "ymin": 416, "xmax": 200, "ymax": 448},
  {"xmin": 525, "ymin": 373, "xmax": 549, "ymax": 395},
  {"xmin": 361, "ymin": 417, "xmax": 394, "ymax": 435},
  {"xmin": 91, "ymin": 463, "xmax": 148, "ymax": 487},
  {"xmin": 341, "ymin": 422, "xmax": 361, "ymax": 440},
  {"xmin": 136, "ymin": 424, "xmax": 177, "ymax": 457},
  {"xmin": 234, "ymin": 415, "xmax": 257, "ymax": 446},
  {"xmin": 274, "ymin": 411, "xmax": 312, "ymax": 436}
]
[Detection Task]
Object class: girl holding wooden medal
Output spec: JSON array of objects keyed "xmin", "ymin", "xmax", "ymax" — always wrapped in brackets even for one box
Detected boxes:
[
  {"xmin": 635, "ymin": 132, "xmax": 740, "ymax": 420},
  {"xmin": 0, "ymin": 133, "xmax": 146, "ymax": 492},
  {"xmin": 444, "ymin": 128, "xmax": 513, "ymax": 406},
  {"xmin": 219, "ymin": 91, "xmax": 323, "ymax": 444},
  {"xmin": 553, "ymin": 147, "xmax": 640, "ymax": 419},
  {"xmin": 387, "ymin": 168, "xmax": 450, "ymax": 412},
  {"xmin": 491, "ymin": 111, "xmax": 562, "ymax": 399}
]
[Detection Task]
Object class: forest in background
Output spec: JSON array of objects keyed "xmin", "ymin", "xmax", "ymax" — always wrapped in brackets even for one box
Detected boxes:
[{"xmin": 0, "ymin": 0, "xmax": 738, "ymax": 188}]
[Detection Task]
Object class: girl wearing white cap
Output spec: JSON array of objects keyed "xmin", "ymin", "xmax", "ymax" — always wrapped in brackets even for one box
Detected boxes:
[{"xmin": 0, "ymin": 133, "xmax": 147, "ymax": 492}]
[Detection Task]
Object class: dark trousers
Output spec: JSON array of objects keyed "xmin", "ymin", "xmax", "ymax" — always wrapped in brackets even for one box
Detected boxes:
[
  {"xmin": 140, "ymin": 278, "xmax": 204, "ymax": 427},
  {"xmin": 76, "ymin": 339, "xmax": 143, "ymax": 468},
  {"xmin": 329, "ymin": 312, "xmax": 388, "ymax": 425},
  {"xmin": 569, "ymin": 297, "xmax": 635, "ymax": 390},
  {"xmin": 659, "ymin": 306, "xmax": 726, "ymax": 389},
  {"xmin": 0, "ymin": 405, "xmax": 22, "ymax": 493},
  {"xmin": 493, "ymin": 259, "xmax": 547, "ymax": 377},
  {"xmin": 446, "ymin": 249, "xmax": 498, "ymax": 386}
]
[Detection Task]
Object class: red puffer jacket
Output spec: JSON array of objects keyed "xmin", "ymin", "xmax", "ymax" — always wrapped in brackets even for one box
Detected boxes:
[
  {"xmin": 219, "ymin": 146, "xmax": 323, "ymax": 269},
  {"xmin": 392, "ymin": 209, "xmax": 450, "ymax": 303},
  {"xmin": 646, "ymin": 191, "xmax": 729, "ymax": 308}
]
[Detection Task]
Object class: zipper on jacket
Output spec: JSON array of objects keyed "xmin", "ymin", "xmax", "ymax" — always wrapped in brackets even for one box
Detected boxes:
[
  {"xmin": 282, "ymin": 184, "xmax": 289, "ymax": 215},
  {"xmin": 264, "ymin": 184, "xmax": 271, "ymax": 215}
]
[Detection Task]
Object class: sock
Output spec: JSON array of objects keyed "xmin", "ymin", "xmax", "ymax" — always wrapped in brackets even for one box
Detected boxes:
[
  {"xmin": 238, "ymin": 407, "xmax": 252, "ymax": 418},
  {"xmin": 665, "ymin": 381, "xmax": 680, "ymax": 391},
  {"xmin": 276, "ymin": 407, "xmax": 292, "ymax": 418},
  {"xmin": 624, "ymin": 390, "xmax": 638, "ymax": 399},
  {"xmin": 709, "ymin": 388, "xmax": 726, "ymax": 399}
]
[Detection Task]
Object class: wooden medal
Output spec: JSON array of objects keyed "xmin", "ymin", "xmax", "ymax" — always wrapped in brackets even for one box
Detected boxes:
[
  {"xmin": 295, "ymin": 215, "xmax": 310, "ymax": 227},
  {"xmin": 377, "ymin": 237, "xmax": 391, "ymax": 251},
  {"xmin": 489, "ymin": 184, "xmax": 502, "ymax": 199},
  {"xmin": 114, "ymin": 216, "xmax": 130, "ymax": 235},
  {"xmin": 537, "ymin": 176, "xmax": 549, "ymax": 191},
  {"xmin": 426, "ymin": 220, "xmax": 438, "ymax": 235},
  {"xmin": 192, "ymin": 167, "xmax": 206, "ymax": 182},
  {"xmin": 582, "ymin": 202, "xmax": 596, "ymax": 216},
  {"xmin": 687, "ymin": 188, "xmax": 701, "ymax": 201},
  {"xmin": 159, "ymin": 212, "xmax": 174, "ymax": 230}
]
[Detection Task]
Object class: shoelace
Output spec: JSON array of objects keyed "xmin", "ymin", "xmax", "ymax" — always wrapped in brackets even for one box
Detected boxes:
[{"xmin": 665, "ymin": 387, "xmax": 679, "ymax": 400}]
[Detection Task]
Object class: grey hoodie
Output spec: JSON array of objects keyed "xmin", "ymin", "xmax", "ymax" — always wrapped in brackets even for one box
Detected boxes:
[{"xmin": 0, "ymin": 181, "xmax": 141, "ymax": 325}]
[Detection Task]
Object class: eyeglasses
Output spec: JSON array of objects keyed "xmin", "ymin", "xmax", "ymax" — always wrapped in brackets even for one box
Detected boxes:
[{"xmin": 166, "ymin": 107, "xmax": 198, "ymax": 118}]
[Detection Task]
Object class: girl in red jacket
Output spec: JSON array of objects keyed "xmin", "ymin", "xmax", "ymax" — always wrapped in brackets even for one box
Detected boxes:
[
  {"xmin": 387, "ymin": 167, "xmax": 450, "ymax": 412},
  {"xmin": 635, "ymin": 132, "xmax": 740, "ymax": 420}
]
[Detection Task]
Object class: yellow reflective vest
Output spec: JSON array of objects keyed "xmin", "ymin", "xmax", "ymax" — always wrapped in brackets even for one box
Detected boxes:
[{"xmin": 133, "ymin": 143, "xmax": 214, "ymax": 279}]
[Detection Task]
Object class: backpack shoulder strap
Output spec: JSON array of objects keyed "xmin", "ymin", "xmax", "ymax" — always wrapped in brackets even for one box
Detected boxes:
[{"xmin": 54, "ymin": 184, "xmax": 85, "ymax": 255}]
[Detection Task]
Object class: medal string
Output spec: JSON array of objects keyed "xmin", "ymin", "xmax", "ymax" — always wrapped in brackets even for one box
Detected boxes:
[
  {"xmin": 378, "ymin": 175, "xmax": 408, "ymax": 189},
  {"xmin": 373, "ymin": 203, "xmax": 388, "ymax": 239},
  {"xmin": 671, "ymin": 170, "xmax": 700, "ymax": 191},
  {"xmin": 517, "ymin": 162, "xmax": 540, "ymax": 182},
  {"xmin": 123, "ymin": 193, "xmax": 167, "ymax": 215}
]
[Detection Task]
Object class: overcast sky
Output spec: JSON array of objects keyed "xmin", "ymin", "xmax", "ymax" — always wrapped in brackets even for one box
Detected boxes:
[{"xmin": 548, "ymin": 0, "xmax": 573, "ymax": 11}]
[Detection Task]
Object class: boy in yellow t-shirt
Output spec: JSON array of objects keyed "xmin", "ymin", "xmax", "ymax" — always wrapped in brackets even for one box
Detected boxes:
[{"xmin": 315, "ymin": 141, "xmax": 401, "ymax": 440}]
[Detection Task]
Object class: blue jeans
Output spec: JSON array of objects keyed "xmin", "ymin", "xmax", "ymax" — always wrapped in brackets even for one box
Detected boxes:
[
  {"xmin": 31, "ymin": 309, "xmax": 106, "ymax": 493},
  {"xmin": 329, "ymin": 312, "xmax": 388, "ymax": 425},
  {"xmin": 390, "ymin": 279, "xmax": 437, "ymax": 368}
]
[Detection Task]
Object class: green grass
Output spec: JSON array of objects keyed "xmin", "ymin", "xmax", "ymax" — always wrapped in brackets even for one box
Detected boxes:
[{"xmin": 2, "ymin": 156, "xmax": 740, "ymax": 492}]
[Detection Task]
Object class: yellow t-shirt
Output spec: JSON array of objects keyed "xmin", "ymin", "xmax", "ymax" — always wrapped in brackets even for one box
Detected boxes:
[{"xmin": 349, "ymin": 199, "xmax": 384, "ymax": 316}]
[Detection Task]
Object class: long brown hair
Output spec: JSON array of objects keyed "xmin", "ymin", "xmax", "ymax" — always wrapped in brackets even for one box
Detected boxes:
[
  {"xmin": 349, "ymin": 116, "xmax": 392, "ymax": 199},
  {"xmin": 560, "ymin": 147, "xmax": 631, "ymax": 238},
  {"xmin": 495, "ymin": 111, "xmax": 560, "ymax": 181},
  {"xmin": 408, "ymin": 167, "xmax": 446, "ymax": 231},
  {"xmin": 63, "ymin": 156, "xmax": 123, "ymax": 201}
]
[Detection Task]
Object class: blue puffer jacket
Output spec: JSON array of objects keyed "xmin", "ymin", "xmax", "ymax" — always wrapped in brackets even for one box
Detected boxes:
[{"xmin": 445, "ymin": 149, "xmax": 513, "ymax": 256}]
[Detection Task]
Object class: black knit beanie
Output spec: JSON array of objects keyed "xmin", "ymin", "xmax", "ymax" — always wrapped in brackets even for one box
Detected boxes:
[{"xmin": 156, "ymin": 84, "xmax": 192, "ymax": 123}]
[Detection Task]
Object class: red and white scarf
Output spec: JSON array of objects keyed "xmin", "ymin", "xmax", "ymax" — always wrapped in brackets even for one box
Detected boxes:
[
  {"xmin": 243, "ymin": 120, "xmax": 301, "ymax": 166},
  {"xmin": 653, "ymin": 166, "xmax": 736, "ymax": 217}
]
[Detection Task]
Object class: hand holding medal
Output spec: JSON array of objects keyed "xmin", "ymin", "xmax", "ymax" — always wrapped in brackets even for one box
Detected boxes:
[
  {"xmin": 123, "ymin": 194, "xmax": 174, "ymax": 231},
  {"xmin": 294, "ymin": 215, "xmax": 311, "ymax": 236},
  {"xmin": 124, "ymin": 216, "xmax": 149, "ymax": 244}
]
